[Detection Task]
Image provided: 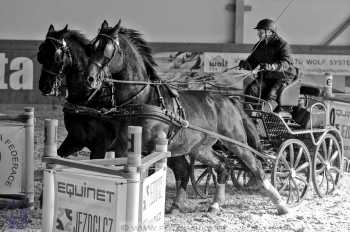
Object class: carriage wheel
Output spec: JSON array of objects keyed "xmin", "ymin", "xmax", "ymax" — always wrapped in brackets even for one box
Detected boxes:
[
  {"xmin": 312, "ymin": 133, "xmax": 342, "ymax": 197},
  {"xmin": 272, "ymin": 139, "xmax": 312, "ymax": 205},
  {"xmin": 230, "ymin": 169, "xmax": 254, "ymax": 189},
  {"xmin": 190, "ymin": 161, "xmax": 217, "ymax": 199},
  {"xmin": 230, "ymin": 158, "xmax": 254, "ymax": 189}
]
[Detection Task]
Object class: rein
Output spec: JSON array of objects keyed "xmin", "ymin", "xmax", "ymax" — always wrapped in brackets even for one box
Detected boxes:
[
  {"xmin": 64, "ymin": 102, "xmax": 271, "ymax": 160},
  {"xmin": 109, "ymin": 104, "xmax": 273, "ymax": 160}
]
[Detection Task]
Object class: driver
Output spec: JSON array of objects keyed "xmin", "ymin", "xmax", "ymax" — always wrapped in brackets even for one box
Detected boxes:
[{"xmin": 239, "ymin": 18, "xmax": 297, "ymax": 111}]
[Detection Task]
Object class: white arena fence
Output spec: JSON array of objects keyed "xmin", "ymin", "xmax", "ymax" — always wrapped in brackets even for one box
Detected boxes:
[
  {"xmin": 0, "ymin": 107, "xmax": 34, "ymax": 209},
  {"xmin": 42, "ymin": 119, "xmax": 169, "ymax": 232}
]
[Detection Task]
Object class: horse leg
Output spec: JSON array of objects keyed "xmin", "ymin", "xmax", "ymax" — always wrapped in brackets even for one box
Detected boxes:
[
  {"xmin": 57, "ymin": 135, "xmax": 84, "ymax": 158},
  {"xmin": 192, "ymin": 147, "xmax": 229, "ymax": 212},
  {"xmin": 210, "ymin": 150, "xmax": 229, "ymax": 212},
  {"xmin": 89, "ymin": 144, "xmax": 109, "ymax": 159},
  {"xmin": 166, "ymin": 156, "xmax": 190, "ymax": 214},
  {"xmin": 221, "ymin": 142, "xmax": 289, "ymax": 215}
]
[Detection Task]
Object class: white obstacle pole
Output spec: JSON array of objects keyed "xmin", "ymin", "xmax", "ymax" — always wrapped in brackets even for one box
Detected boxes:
[
  {"xmin": 324, "ymin": 72, "xmax": 333, "ymax": 97},
  {"xmin": 155, "ymin": 131, "xmax": 168, "ymax": 171},
  {"xmin": 42, "ymin": 119, "xmax": 58, "ymax": 232},
  {"xmin": 125, "ymin": 126, "xmax": 142, "ymax": 231},
  {"xmin": 105, "ymin": 151, "xmax": 116, "ymax": 159},
  {"xmin": 23, "ymin": 107, "xmax": 34, "ymax": 208}
]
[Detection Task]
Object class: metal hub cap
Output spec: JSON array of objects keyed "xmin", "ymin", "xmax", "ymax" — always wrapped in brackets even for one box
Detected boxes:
[
  {"xmin": 290, "ymin": 168, "xmax": 296, "ymax": 178},
  {"xmin": 325, "ymin": 161, "xmax": 331, "ymax": 171}
]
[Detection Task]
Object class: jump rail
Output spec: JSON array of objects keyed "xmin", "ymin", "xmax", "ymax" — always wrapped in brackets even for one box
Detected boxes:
[
  {"xmin": 42, "ymin": 119, "xmax": 169, "ymax": 232},
  {"xmin": 0, "ymin": 107, "xmax": 34, "ymax": 209}
]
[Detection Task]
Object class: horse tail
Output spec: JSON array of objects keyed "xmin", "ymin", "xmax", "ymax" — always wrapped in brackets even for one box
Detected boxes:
[{"xmin": 231, "ymin": 98, "xmax": 263, "ymax": 153}]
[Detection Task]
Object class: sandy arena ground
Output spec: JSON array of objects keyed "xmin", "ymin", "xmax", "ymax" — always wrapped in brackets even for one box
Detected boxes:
[{"xmin": 0, "ymin": 104, "xmax": 349, "ymax": 232}]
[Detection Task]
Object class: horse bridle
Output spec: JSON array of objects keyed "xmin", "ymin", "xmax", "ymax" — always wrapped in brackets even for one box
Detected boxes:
[
  {"xmin": 41, "ymin": 36, "xmax": 73, "ymax": 95},
  {"xmin": 90, "ymin": 33, "xmax": 122, "ymax": 69},
  {"xmin": 87, "ymin": 33, "xmax": 151, "ymax": 107}
]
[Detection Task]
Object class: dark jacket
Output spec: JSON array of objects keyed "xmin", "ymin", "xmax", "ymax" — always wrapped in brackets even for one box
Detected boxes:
[{"xmin": 246, "ymin": 34, "xmax": 297, "ymax": 79}]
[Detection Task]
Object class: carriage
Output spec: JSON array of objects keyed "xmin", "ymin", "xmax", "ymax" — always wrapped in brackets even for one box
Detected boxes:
[
  {"xmin": 37, "ymin": 21, "xmax": 345, "ymax": 214},
  {"xmin": 189, "ymin": 70, "xmax": 344, "ymax": 205}
]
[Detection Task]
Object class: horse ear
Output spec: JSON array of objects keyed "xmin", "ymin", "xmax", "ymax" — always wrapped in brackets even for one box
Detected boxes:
[
  {"xmin": 101, "ymin": 20, "xmax": 108, "ymax": 30},
  {"xmin": 48, "ymin": 24, "xmax": 55, "ymax": 33},
  {"xmin": 113, "ymin": 19, "xmax": 122, "ymax": 32},
  {"xmin": 63, "ymin": 24, "xmax": 68, "ymax": 32}
]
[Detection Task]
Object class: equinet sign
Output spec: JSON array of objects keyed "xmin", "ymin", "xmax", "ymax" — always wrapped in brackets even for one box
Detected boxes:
[{"xmin": 0, "ymin": 53, "xmax": 34, "ymax": 90}]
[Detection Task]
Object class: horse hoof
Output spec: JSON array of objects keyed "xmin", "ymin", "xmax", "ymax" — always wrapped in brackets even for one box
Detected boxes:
[
  {"xmin": 208, "ymin": 202, "xmax": 220, "ymax": 213},
  {"xmin": 166, "ymin": 206, "xmax": 181, "ymax": 215},
  {"xmin": 277, "ymin": 205, "xmax": 289, "ymax": 215}
]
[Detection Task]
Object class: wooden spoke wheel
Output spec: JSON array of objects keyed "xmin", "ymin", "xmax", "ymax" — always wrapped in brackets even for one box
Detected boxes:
[
  {"xmin": 230, "ymin": 159, "xmax": 254, "ymax": 189},
  {"xmin": 272, "ymin": 139, "xmax": 312, "ymax": 205},
  {"xmin": 190, "ymin": 162, "xmax": 217, "ymax": 199},
  {"xmin": 312, "ymin": 133, "xmax": 342, "ymax": 197}
]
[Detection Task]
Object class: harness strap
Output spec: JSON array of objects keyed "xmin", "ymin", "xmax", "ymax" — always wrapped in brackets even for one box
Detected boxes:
[
  {"xmin": 64, "ymin": 101, "xmax": 271, "ymax": 160},
  {"xmin": 186, "ymin": 124, "xmax": 275, "ymax": 161},
  {"xmin": 155, "ymin": 85, "xmax": 166, "ymax": 109},
  {"xmin": 118, "ymin": 84, "xmax": 149, "ymax": 107}
]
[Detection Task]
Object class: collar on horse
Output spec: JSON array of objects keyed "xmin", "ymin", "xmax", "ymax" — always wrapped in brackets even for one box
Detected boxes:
[{"xmin": 63, "ymin": 101, "xmax": 188, "ymax": 128}]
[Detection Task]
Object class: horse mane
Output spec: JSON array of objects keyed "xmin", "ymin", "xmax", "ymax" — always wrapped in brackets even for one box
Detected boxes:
[
  {"xmin": 64, "ymin": 30, "xmax": 90, "ymax": 47},
  {"xmin": 119, "ymin": 27, "xmax": 161, "ymax": 81}
]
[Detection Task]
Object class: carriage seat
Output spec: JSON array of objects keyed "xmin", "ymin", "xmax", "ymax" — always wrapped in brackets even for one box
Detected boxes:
[
  {"xmin": 278, "ymin": 68, "xmax": 301, "ymax": 107},
  {"xmin": 300, "ymin": 85, "xmax": 322, "ymax": 97}
]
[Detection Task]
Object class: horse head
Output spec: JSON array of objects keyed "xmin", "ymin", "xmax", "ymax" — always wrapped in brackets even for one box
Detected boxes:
[
  {"xmin": 86, "ymin": 20, "xmax": 161, "ymax": 106},
  {"xmin": 37, "ymin": 24, "xmax": 90, "ymax": 102},
  {"xmin": 86, "ymin": 20, "xmax": 123, "ymax": 90}
]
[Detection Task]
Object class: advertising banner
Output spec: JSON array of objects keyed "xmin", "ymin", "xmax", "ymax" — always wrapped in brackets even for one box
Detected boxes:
[
  {"xmin": 0, "ymin": 40, "xmax": 59, "ymax": 104},
  {"xmin": 203, "ymin": 52, "xmax": 350, "ymax": 76},
  {"xmin": 140, "ymin": 167, "xmax": 167, "ymax": 232},
  {"xmin": 0, "ymin": 125, "xmax": 25, "ymax": 194},
  {"xmin": 0, "ymin": 40, "xmax": 350, "ymax": 103},
  {"xmin": 293, "ymin": 54, "xmax": 350, "ymax": 76},
  {"xmin": 153, "ymin": 52, "xmax": 246, "ymax": 90},
  {"xmin": 328, "ymin": 101, "xmax": 350, "ymax": 159},
  {"xmin": 53, "ymin": 169, "xmax": 127, "ymax": 232}
]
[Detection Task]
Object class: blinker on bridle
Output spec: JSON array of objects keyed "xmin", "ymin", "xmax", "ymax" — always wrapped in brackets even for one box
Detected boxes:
[
  {"xmin": 41, "ymin": 37, "xmax": 72, "ymax": 96},
  {"xmin": 42, "ymin": 37, "xmax": 72, "ymax": 76},
  {"xmin": 91, "ymin": 33, "xmax": 121, "ymax": 69}
]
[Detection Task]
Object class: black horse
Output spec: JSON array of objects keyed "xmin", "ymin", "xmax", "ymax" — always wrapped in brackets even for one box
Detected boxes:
[
  {"xmin": 85, "ymin": 20, "xmax": 289, "ymax": 214},
  {"xmin": 37, "ymin": 25, "xmax": 120, "ymax": 159}
]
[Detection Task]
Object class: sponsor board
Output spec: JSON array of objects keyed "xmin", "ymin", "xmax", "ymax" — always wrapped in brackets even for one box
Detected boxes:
[
  {"xmin": 0, "ymin": 43, "xmax": 59, "ymax": 104},
  {"xmin": 203, "ymin": 52, "xmax": 248, "ymax": 73},
  {"xmin": 0, "ymin": 53, "xmax": 34, "ymax": 90},
  {"xmin": 139, "ymin": 167, "xmax": 166, "ymax": 232},
  {"xmin": 328, "ymin": 101, "xmax": 350, "ymax": 159},
  {"xmin": 203, "ymin": 52, "xmax": 350, "ymax": 76},
  {"xmin": 53, "ymin": 169, "xmax": 127, "ymax": 232},
  {"xmin": 0, "ymin": 125, "xmax": 25, "ymax": 194}
]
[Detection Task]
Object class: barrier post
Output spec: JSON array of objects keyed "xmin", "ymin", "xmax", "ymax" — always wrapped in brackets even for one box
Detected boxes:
[
  {"xmin": 42, "ymin": 119, "xmax": 58, "ymax": 232},
  {"xmin": 155, "ymin": 131, "xmax": 168, "ymax": 171},
  {"xmin": 324, "ymin": 72, "xmax": 333, "ymax": 97},
  {"xmin": 23, "ymin": 107, "xmax": 34, "ymax": 209},
  {"xmin": 125, "ymin": 126, "xmax": 142, "ymax": 231},
  {"xmin": 105, "ymin": 151, "xmax": 116, "ymax": 159}
]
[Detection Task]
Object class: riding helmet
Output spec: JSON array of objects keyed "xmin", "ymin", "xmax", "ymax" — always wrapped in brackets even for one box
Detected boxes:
[{"xmin": 254, "ymin": 18, "xmax": 276, "ymax": 32}]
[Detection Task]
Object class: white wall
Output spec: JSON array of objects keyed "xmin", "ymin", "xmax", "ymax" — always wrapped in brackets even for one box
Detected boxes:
[
  {"xmin": 244, "ymin": 0, "xmax": 350, "ymax": 45},
  {"xmin": 0, "ymin": 0, "xmax": 349, "ymax": 45}
]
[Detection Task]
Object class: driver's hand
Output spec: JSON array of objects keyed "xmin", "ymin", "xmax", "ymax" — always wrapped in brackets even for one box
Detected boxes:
[
  {"xmin": 259, "ymin": 63, "xmax": 277, "ymax": 71},
  {"xmin": 238, "ymin": 60, "xmax": 251, "ymax": 70}
]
